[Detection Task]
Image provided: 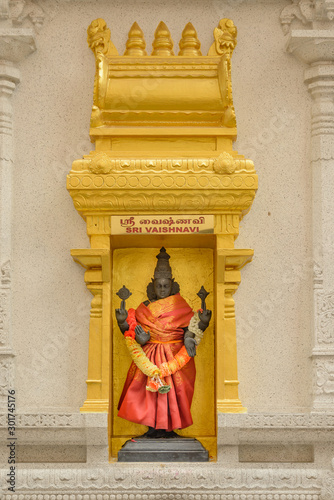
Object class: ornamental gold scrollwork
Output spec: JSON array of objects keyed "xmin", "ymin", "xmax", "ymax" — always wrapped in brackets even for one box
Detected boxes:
[
  {"xmin": 213, "ymin": 18, "xmax": 237, "ymax": 56},
  {"xmin": 71, "ymin": 156, "xmax": 255, "ymax": 174},
  {"xmin": 88, "ymin": 152, "xmax": 113, "ymax": 174},
  {"xmin": 71, "ymin": 191, "xmax": 256, "ymax": 214},
  {"xmin": 214, "ymin": 152, "xmax": 237, "ymax": 175},
  {"xmin": 87, "ymin": 18, "xmax": 117, "ymax": 56}
]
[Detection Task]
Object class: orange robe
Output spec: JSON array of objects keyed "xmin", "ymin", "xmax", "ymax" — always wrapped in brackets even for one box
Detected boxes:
[{"xmin": 118, "ymin": 293, "xmax": 195, "ymax": 431}]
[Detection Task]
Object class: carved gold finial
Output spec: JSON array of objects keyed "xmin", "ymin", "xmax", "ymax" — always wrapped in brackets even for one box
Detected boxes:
[
  {"xmin": 152, "ymin": 21, "xmax": 174, "ymax": 56},
  {"xmin": 208, "ymin": 18, "xmax": 237, "ymax": 57},
  {"xmin": 178, "ymin": 22, "xmax": 202, "ymax": 56},
  {"xmin": 124, "ymin": 22, "xmax": 147, "ymax": 56},
  {"xmin": 87, "ymin": 18, "xmax": 118, "ymax": 56},
  {"xmin": 213, "ymin": 152, "xmax": 236, "ymax": 175}
]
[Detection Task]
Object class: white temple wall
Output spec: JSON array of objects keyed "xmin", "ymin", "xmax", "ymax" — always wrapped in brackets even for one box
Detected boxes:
[{"xmin": 11, "ymin": 0, "xmax": 313, "ymax": 414}]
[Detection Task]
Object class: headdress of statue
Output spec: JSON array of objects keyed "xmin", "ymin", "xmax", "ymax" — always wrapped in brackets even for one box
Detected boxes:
[
  {"xmin": 146, "ymin": 247, "xmax": 180, "ymax": 301},
  {"xmin": 154, "ymin": 247, "xmax": 172, "ymax": 279}
]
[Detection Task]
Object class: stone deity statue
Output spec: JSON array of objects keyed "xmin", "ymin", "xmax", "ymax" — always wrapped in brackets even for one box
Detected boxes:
[{"xmin": 115, "ymin": 247, "xmax": 211, "ymax": 438}]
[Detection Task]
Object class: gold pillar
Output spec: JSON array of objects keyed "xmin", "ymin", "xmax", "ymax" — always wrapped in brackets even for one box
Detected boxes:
[
  {"xmin": 215, "ymin": 222, "xmax": 253, "ymax": 413},
  {"xmin": 71, "ymin": 244, "xmax": 111, "ymax": 413}
]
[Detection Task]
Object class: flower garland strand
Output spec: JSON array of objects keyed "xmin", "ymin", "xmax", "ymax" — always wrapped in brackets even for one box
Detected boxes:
[
  {"xmin": 124, "ymin": 309, "xmax": 161, "ymax": 378},
  {"xmin": 188, "ymin": 311, "xmax": 204, "ymax": 345}
]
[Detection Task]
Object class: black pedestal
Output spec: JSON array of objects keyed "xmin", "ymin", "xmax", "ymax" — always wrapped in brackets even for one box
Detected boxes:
[{"xmin": 118, "ymin": 438, "xmax": 209, "ymax": 462}]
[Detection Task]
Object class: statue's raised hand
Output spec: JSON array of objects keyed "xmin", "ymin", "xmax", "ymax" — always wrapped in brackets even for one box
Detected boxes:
[
  {"xmin": 135, "ymin": 325, "xmax": 150, "ymax": 346},
  {"xmin": 115, "ymin": 308, "xmax": 128, "ymax": 325},
  {"xmin": 198, "ymin": 309, "xmax": 212, "ymax": 331}
]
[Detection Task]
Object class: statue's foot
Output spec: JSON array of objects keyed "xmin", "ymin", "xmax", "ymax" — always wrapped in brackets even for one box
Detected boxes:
[
  {"xmin": 137, "ymin": 427, "xmax": 157, "ymax": 438},
  {"xmin": 164, "ymin": 430, "xmax": 180, "ymax": 438},
  {"xmin": 137, "ymin": 427, "xmax": 181, "ymax": 439}
]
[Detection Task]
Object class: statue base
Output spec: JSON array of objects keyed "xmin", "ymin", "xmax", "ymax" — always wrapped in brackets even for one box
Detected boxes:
[{"xmin": 118, "ymin": 437, "xmax": 209, "ymax": 462}]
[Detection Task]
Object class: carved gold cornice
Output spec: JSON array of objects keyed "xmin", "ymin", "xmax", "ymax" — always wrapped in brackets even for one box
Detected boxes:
[{"xmin": 67, "ymin": 18, "xmax": 257, "ymax": 221}]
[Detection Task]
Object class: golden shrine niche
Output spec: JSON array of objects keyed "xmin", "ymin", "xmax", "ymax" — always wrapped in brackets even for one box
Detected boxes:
[{"xmin": 67, "ymin": 17, "xmax": 257, "ymax": 462}]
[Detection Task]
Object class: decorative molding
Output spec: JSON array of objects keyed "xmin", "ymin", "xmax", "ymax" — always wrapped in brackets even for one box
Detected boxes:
[
  {"xmin": 221, "ymin": 412, "xmax": 334, "ymax": 428},
  {"xmin": 72, "ymin": 155, "xmax": 255, "ymax": 174},
  {"xmin": 0, "ymin": 411, "xmax": 84, "ymax": 428},
  {"xmin": 0, "ymin": 466, "xmax": 325, "ymax": 498},
  {"xmin": 1, "ymin": 260, "xmax": 11, "ymax": 285},
  {"xmin": 280, "ymin": 0, "xmax": 334, "ymax": 35},
  {"xmin": 0, "ymin": 290, "xmax": 8, "ymax": 346},
  {"xmin": 0, "ymin": 356, "xmax": 14, "ymax": 402},
  {"xmin": 314, "ymin": 262, "xmax": 324, "ymax": 289},
  {"xmin": 1, "ymin": 411, "xmax": 334, "ymax": 430},
  {"xmin": 315, "ymin": 359, "xmax": 334, "ymax": 395},
  {"xmin": 316, "ymin": 292, "xmax": 334, "ymax": 344},
  {"xmin": 70, "ymin": 190, "xmax": 257, "ymax": 215},
  {"xmin": 0, "ymin": 494, "xmax": 324, "ymax": 500},
  {"xmin": 68, "ymin": 172, "xmax": 257, "ymax": 190},
  {"xmin": 321, "ymin": 473, "xmax": 334, "ymax": 500}
]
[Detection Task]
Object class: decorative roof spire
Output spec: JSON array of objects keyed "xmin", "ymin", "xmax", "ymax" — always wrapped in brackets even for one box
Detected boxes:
[
  {"xmin": 179, "ymin": 22, "xmax": 202, "ymax": 56},
  {"xmin": 152, "ymin": 21, "xmax": 174, "ymax": 56},
  {"xmin": 124, "ymin": 21, "xmax": 147, "ymax": 56}
]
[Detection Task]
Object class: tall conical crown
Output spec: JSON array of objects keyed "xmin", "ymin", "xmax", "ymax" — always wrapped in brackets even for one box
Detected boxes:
[
  {"xmin": 124, "ymin": 22, "xmax": 147, "ymax": 56},
  {"xmin": 153, "ymin": 247, "xmax": 172, "ymax": 279},
  {"xmin": 179, "ymin": 22, "xmax": 202, "ymax": 56},
  {"xmin": 152, "ymin": 21, "xmax": 174, "ymax": 56}
]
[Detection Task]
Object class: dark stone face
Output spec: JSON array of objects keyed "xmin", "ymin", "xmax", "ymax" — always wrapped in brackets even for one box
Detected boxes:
[{"xmin": 154, "ymin": 278, "xmax": 172, "ymax": 300}]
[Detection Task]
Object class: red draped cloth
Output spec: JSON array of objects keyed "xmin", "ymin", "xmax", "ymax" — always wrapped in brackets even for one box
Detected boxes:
[{"xmin": 118, "ymin": 293, "xmax": 195, "ymax": 431}]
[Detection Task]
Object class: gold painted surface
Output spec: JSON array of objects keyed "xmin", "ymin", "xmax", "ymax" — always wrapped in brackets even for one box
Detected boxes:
[{"xmin": 111, "ymin": 247, "xmax": 215, "ymax": 458}]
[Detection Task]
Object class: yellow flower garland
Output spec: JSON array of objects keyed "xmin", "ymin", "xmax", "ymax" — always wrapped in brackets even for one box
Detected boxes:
[{"xmin": 125, "ymin": 336, "xmax": 161, "ymax": 378}]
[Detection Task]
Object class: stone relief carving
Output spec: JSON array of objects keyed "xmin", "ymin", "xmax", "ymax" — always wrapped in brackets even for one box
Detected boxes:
[
  {"xmin": 317, "ymin": 292, "xmax": 334, "ymax": 344},
  {"xmin": 280, "ymin": 0, "xmax": 334, "ymax": 34},
  {"xmin": 321, "ymin": 471, "xmax": 334, "ymax": 500},
  {"xmin": 0, "ymin": 291, "xmax": 7, "ymax": 346},
  {"xmin": 315, "ymin": 359, "xmax": 334, "ymax": 394},
  {"xmin": 9, "ymin": 0, "xmax": 45, "ymax": 31},
  {"xmin": 1, "ymin": 260, "xmax": 11, "ymax": 285},
  {"xmin": 314, "ymin": 262, "xmax": 324, "ymax": 288},
  {"xmin": 0, "ymin": 358, "xmax": 14, "ymax": 398},
  {"xmin": 0, "ymin": 466, "xmax": 323, "ymax": 496},
  {"xmin": 231, "ymin": 413, "xmax": 334, "ymax": 428}
]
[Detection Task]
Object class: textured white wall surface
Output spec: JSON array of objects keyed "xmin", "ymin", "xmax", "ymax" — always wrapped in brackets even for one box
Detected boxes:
[{"xmin": 12, "ymin": 0, "xmax": 313, "ymax": 413}]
